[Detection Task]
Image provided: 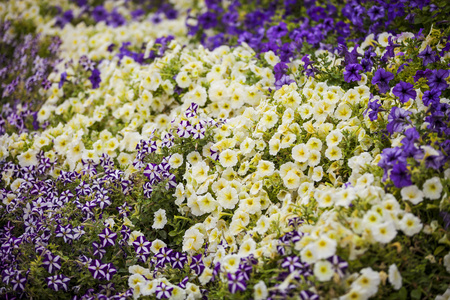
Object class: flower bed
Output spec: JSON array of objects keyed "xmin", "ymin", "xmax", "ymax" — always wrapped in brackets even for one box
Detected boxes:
[{"xmin": 1, "ymin": 0, "xmax": 450, "ymax": 299}]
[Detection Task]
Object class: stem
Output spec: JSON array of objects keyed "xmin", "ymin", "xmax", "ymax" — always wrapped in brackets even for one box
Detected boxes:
[{"xmin": 174, "ymin": 215, "xmax": 194, "ymax": 222}]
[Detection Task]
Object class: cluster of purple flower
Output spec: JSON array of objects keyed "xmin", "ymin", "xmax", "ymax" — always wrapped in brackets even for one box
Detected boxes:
[{"xmin": 0, "ymin": 21, "xmax": 61, "ymax": 134}]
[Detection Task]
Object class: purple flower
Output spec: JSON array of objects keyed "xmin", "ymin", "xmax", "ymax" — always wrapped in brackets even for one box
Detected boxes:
[
  {"xmin": 55, "ymin": 224, "xmax": 74, "ymax": 243},
  {"xmin": 367, "ymin": 6, "xmax": 384, "ymax": 21},
  {"xmin": 428, "ymin": 69, "xmax": 449, "ymax": 91},
  {"xmin": 143, "ymin": 181, "xmax": 153, "ymax": 198},
  {"xmin": 198, "ymin": 12, "xmax": 218, "ymax": 30},
  {"xmin": 413, "ymin": 69, "xmax": 432, "ymax": 83},
  {"xmin": 89, "ymin": 69, "xmax": 101, "ymax": 89},
  {"xmin": 47, "ymin": 274, "xmax": 70, "ymax": 291},
  {"xmin": 92, "ymin": 241, "xmax": 106, "ymax": 259},
  {"xmin": 185, "ymin": 103, "xmax": 199, "ymax": 117},
  {"xmin": 422, "ymin": 89, "xmax": 441, "ymax": 106},
  {"xmin": 343, "ymin": 63, "xmax": 363, "ymax": 83},
  {"xmin": 390, "ymin": 162, "xmax": 412, "ymax": 188},
  {"xmin": 189, "ymin": 254, "xmax": 205, "ymax": 275},
  {"xmin": 42, "ymin": 253, "xmax": 62, "ymax": 273},
  {"xmin": 10, "ymin": 272, "xmax": 27, "ymax": 292},
  {"xmin": 191, "ymin": 123, "xmax": 206, "ymax": 139},
  {"xmin": 281, "ymin": 256, "xmax": 303, "ymax": 273},
  {"xmin": 144, "ymin": 163, "xmax": 161, "ymax": 182},
  {"xmin": 300, "ymin": 290, "xmax": 320, "ymax": 300},
  {"xmin": 418, "ymin": 45, "xmax": 437, "ymax": 66},
  {"xmin": 177, "ymin": 120, "xmax": 192, "ymax": 138},
  {"xmin": 393, "ymin": 81, "xmax": 416, "ymax": 103},
  {"xmin": 386, "ymin": 106, "xmax": 412, "ymax": 134},
  {"xmin": 371, "ymin": 69, "xmax": 394, "ymax": 94},
  {"xmin": 104, "ymin": 263, "xmax": 117, "ymax": 281},
  {"xmin": 275, "ymin": 74, "xmax": 295, "ymax": 90},
  {"xmin": 132, "ymin": 236, "xmax": 151, "ymax": 254},
  {"xmin": 327, "ymin": 255, "xmax": 348, "ymax": 277},
  {"xmin": 155, "ymin": 247, "xmax": 173, "ymax": 267},
  {"xmin": 171, "ymin": 251, "xmax": 187, "ymax": 269},
  {"xmin": 155, "ymin": 282, "xmax": 173, "ymax": 299},
  {"xmin": 227, "ymin": 272, "xmax": 247, "ymax": 294},
  {"xmin": 98, "ymin": 227, "xmax": 117, "ymax": 247},
  {"xmin": 266, "ymin": 22, "xmax": 288, "ymax": 40},
  {"xmin": 364, "ymin": 97, "xmax": 384, "ymax": 121},
  {"xmin": 88, "ymin": 259, "xmax": 108, "ymax": 280}
]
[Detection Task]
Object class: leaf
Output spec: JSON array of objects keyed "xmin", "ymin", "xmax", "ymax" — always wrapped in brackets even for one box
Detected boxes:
[
  {"xmin": 398, "ymin": 287, "xmax": 408, "ymax": 300},
  {"xmin": 434, "ymin": 246, "xmax": 445, "ymax": 256},
  {"xmin": 411, "ymin": 289, "xmax": 422, "ymax": 300}
]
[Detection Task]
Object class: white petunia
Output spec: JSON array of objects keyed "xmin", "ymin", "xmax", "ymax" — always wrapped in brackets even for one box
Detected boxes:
[
  {"xmin": 219, "ymin": 149, "xmax": 238, "ymax": 168},
  {"xmin": 254, "ymin": 280, "xmax": 268, "ymax": 300},
  {"xmin": 422, "ymin": 177, "xmax": 443, "ymax": 200},
  {"xmin": 400, "ymin": 185, "xmax": 424, "ymax": 205},
  {"xmin": 152, "ymin": 209, "xmax": 167, "ymax": 229},
  {"xmin": 313, "ymin": 260, "xmax": 334, "ymax": 282},
  {"xmin": 388, "ymin": 264, "xmax": 402, "ymax": 290}
]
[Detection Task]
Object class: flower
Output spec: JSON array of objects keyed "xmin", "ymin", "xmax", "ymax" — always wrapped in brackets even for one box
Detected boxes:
[
  {"xmin": 418, "ymin": 45, "xmax": 437, "ymax": 66},
  {"xmin": 89, "ymin": 69, "xmax": 101, "ymax": 89},
  {"xmin": 227, "ymin": 272, "xmax": 247, "ymax": 294},
  {"xmin": 46, "ymin": 274, "xmax": 70, "ymax": 291},
  {"xmin": 313, "ymin": 260, "xmax": 334, "ymax": 281},
  {"xmin": 153, "ymin": 209, "xmax": 167, "ymax": 229},
  {"xmin": 88, "ymin": 259, "xmax": 108, "ymax": 280},
  {"xmin": 422, "ymin": 177, "xmax": 443, "ymax": 200},
  {"xmin": 42, "ymin": 253, "xmax": 62, "ymax": 273},
  {"xmin": 400, "ymin": 185, "xmax": 424, "ymax": 205},
  {"xmin": 254, "ymin": 280, "xmax": 268, "ymax": 300},
  {"xmin": 388, "ymin": 264, "xmax": 402, "ymax": 290},
  {"xmin": 98, "ymin": 227, "xmax": 117, "ymax": 247},
  {"xmin": 392, "ymin": 81, "xmax": 416, "ymax": 103},
  {"xmin": 371, "ymin": 69, "xmax": 394, "ymax": 94},
  {"xmin": 344, "ymin": 64, "xmax": 363, "ymax": 82},
  {"xmin": 428, "ymin": 69, "xmax": 449, "ymax": 91},
  {"xmin": 386, "ymin": 106, "xmax": 412, "ymax": 134},
  {"xmin": 390, "ymin": 163, "xmax": 412, "ymax": 188}
]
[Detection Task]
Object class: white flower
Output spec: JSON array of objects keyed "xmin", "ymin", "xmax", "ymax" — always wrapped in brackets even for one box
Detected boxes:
[
  {"xmin": 175, "ymin": 71, "xmax": 191, "ymax": 88},
  {"xmin": 152, "ymin": 209, "xmax": 167, "ymax": 229},
  {"xmin": 264, "ymin": 50, "xmax": 280, "ymax": 66},
  {"xmin": 314, "ymin": 236, "xmax": 337, "ymax": 259},
  {"xmin": 217, "ymin": 186, "xmax": 239, "ymax": 209},
  {"xmin": 351, "ymin": 267, "xmax": 380, "ymax": 298},
  {"xmin": 219, "ymin": 149, "xmax": 238, "ymax": 168},
  {"xmin": 254, "ymin": 280, "xmax": 268, "ymax": 300},
  {"xmin": 400, "ymin": 185, "xmax": 424, "ymax": 205},
  {"xmin": 399, "ymin": 213, "xmax": 423, "ymax": 236},
  {"xmin": 325, "ymin": 145, "xmax": 343, "ymax": 161},
  {"xmin": 283, "ymin": 170, "xmax": 301, "ymax": 190},
  {"xmin": 372, "ymin": 222, "xmax": 397, "ymax": 244},
  {"xmin": 257, "ymin": 160, "xmax": 275, "ymax": 177},
  {"xmin": 422, "ymin": 177, "xmax": 443, "ymax": 200},
  {"xmin": 314, "ymin": 260, "xmax": 334, "ymax": 282},
  {"xmin": 388, "ymin": 264, "xmax": 402, "ymax": 290},
  {"xmin": 443, "ymin": 252, "xmax": 450, "ymax": 273},
  {"xmin": 292, "ymin": 143, "xmax": 309, "ymax": 163},
  {"xmin": 192, "ymin": 161, "xmax": 209, "ymax": 184},
  {"xmin": 183, "ymin": 228, "xmax": 204, "ymax": 252},
  {"xmin": 169, "ymin": 153, "xmax": 183, "ymax": 169}
]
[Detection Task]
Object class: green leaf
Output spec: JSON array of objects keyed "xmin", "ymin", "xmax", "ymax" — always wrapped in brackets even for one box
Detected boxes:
[
  {"xmin": 398, "ymin": 287, "xmax": 408, "ymax": 300},
  {"xmin": 434, "ymin": 246, "xmax": 445, "ymax": 256},
  {"xmin": 411, "ymin": 289, "xmax": 422, "ymax": 300}
]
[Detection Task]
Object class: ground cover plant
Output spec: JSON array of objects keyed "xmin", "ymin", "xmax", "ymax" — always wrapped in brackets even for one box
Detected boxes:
[{"xmin": 1, "ymin": 0, "xmax": 450, "ymax": 299}]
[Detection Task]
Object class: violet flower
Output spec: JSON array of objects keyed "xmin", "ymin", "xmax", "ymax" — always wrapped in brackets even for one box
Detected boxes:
[
  {"xmin": 343, "ymin": 63, "xmax": 363, "ymax": 83},
  {"xmin": 428, "ymin": 69, "xmax": 449, "ymax": 91},
  {"xmin": 386, "ymin": 106, "xmax": 412, "ymax": 134},
  {"xmin": 371, "ymin": 69, "xmax": 394, "ymax": 94},
  {"xmin": 418, "ymin": 45, "xmax": 437, "ymax": 66},
  {"xmin": 227, "ymin": 272, "xmax": 247, "ymax": 294},
  {"xmin": 393, "ymin": 81, "xmax": 417, "ymax": 103}
]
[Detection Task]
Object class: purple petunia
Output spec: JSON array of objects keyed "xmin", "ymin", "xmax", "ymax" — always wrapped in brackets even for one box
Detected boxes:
[
  {"xmin": 132, "ymin": 236, "xmax": 152, "ymax": 254},
  {"xmin": 227, "ymin": 272, "xmax": 247, "ymax": 294},
  {"xmin": 98, "ymin": 227, "xmax": 117, "ymax": 248},
  {"xmin": 418, "ymin": 45, "xmax": 437, "ymax": 66},
  {"xmin": 89, "ymin": 69, "xmax": 102, "ymax": 89},
  {"xmin": 392, "ymin": 81, "xmax": 416, "ymax": 103},
  {"xmin": 190, "ymin": 254, "xmax": 205, "ymax": 275},
  {"xmin": 371, "ymin": 69, "xmax": 394, "ymax": 94},
  {"xmin": 343, "ymin": 63, "xmax": 363, "ymax": 83},
  {"xmin": 88, "ymin": 259, "xmax": 108, "ymax": 280},
  {"xmin": 386, "ymin": 106, "xmax": 412, "ymax": 134},
  {"xmin": 428, "ymin": 69, "xmax": 449, "ymax": 91},
  {"xmin": 155, "ymin": 282, "xmax": 173, "ymax": 299},
  {"xmin": 281, "ymin": 255, "xmax": 303, "ymax": 273},
  {"xmin": 47, "ymin": 274, "xmax": 70, "ymax": 291},
  {"xmin": 171, "ymin": 251, "xmax": 187, "ymax": 269},
  {"xmin": 42, "ymin": 252, "xmax": 62, "ymax": 273},
  {"xmin": 390, "ymin": 162, "xmax": 412, "ymax": 188}
]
